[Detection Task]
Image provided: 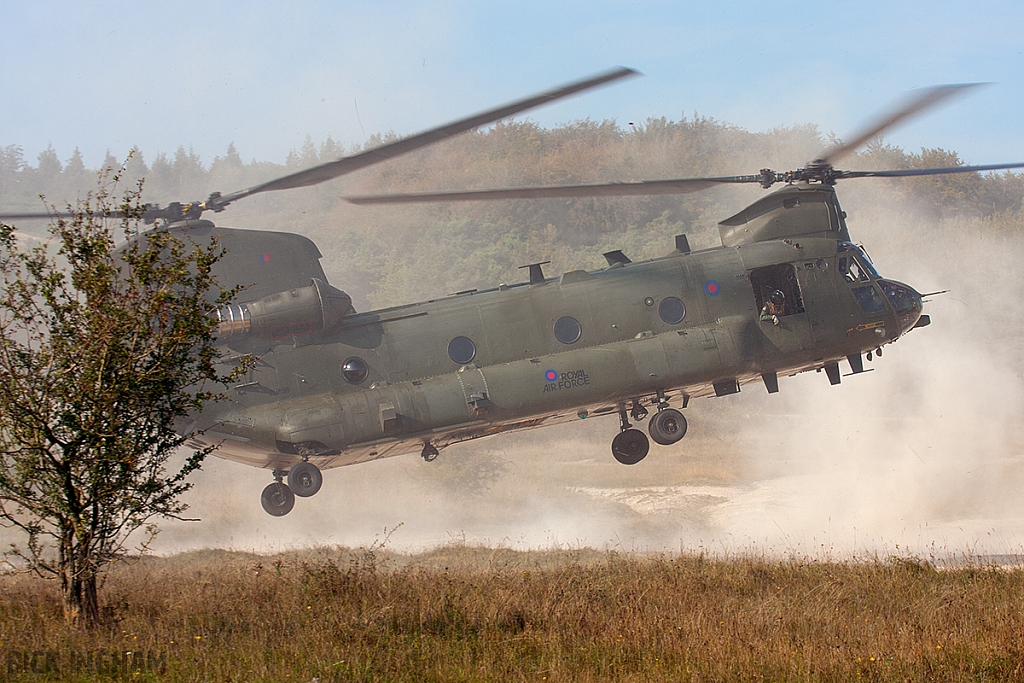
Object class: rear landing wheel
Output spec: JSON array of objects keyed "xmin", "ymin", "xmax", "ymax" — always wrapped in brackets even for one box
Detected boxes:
[
  {"xmin": 648, "ymin": 408, "xmax": 687, "ymax": 446},
  {"xmin": 287, "ymin": 461, "xmax": 323, "ymax": 498},
  {"xmin": 612, "ymin": 428, "xmax": 650, "ymax": 465},
  {"xmin": 261, "ymin": 482, "xmax": 295, "ymax": 516}
]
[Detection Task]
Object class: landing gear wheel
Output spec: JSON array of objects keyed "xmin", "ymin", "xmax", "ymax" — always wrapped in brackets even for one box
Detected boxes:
[
  {"xmin": 287, "ymin": 461, "xmax": 323, "ymax": 498},
  {"xmin": 648, "ymin": 408, "xmax": 687, "ymax": 446},
  {"xmin": 612, "ymin": 428, "xmax": 650, "ymax": 465},
  {"xmin": 261, "ymin": 482, "xmax": 295, "ymax": 516}
]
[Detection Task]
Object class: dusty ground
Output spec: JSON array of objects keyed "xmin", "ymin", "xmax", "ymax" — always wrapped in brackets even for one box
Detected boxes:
[{"xmin": 147, "ymin": 342, "xmax": 1024, "ymax": 560}]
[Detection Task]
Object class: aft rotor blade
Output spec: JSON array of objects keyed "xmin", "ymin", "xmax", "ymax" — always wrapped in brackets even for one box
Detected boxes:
[
  {"xmin": 345, "ymin": 175, "xmax": 766, "ymax": 204},
  {"xmin": 817, "ymin": 83, "xmax": 988, "ymax": 165},
  {"xmin": 211, "ymin": 67, "xmax": 640, "ymax": 210},
  {"xmin": 838, "ymin": 161, "xmax": 1024, "ymax": 180}
]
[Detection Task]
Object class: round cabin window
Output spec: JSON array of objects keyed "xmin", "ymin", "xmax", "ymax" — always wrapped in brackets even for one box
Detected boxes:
[
  {"xmin": 447, "ymin": 336, "xmax": 477, "ymax": 364},
  {"xmin": 341, "ymin": 357, "xmax": 369, "ymax": 384},
  {"xmin": 553, "ymin": 316, "xmax": 582, "ymax": 344},
  {"xmin": 658, "ymin": 297, "xmax": 686, "ymax": 325}
]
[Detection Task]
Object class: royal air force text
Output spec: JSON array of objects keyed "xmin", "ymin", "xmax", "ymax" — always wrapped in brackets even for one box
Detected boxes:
[{"xmin": 543, "ymin": 369, "xmax": 591, "ymax": 393}]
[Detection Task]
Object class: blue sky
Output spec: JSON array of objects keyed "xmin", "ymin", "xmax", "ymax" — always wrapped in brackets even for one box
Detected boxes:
[{"xmin": 3, "ymin": 1, "xmax": 1022, "ymax": 172}]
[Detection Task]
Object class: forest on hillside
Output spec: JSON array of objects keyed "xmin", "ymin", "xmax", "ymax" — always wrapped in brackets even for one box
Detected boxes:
[{"xmin": 3, "ymin": 115, "xmax": 1023, "ymax": 310}]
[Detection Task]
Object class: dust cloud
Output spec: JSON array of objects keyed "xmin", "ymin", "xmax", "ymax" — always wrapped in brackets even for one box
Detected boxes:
[
  {"xmin": 150, "ymin": 199, "xmax": 1024, "ymax": 560},
  {"xmin": 2, "ymin": 197, "xmax": 1019, "ymax": 561}
]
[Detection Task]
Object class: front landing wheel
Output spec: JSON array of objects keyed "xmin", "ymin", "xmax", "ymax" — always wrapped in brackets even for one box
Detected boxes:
[
  {"xmin": 648, "ymin": 408, "xmax": 687, "ymax": 446},
  {"xmin": 612, "ymin": 428, "xmax": 650, "ymax": 465},
  {"xmin": 287, "ymin": 461, "xmax": 323, "ymax": 498},
  {"xmin": 261, "ymin": 482, "xmax": 296, "ymax": 516}
]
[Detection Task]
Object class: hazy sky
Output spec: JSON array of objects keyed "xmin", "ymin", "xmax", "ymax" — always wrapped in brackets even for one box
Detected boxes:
[{"xmin": 4, "ymin": 1, "xmax": 1023, "ymax": 173}]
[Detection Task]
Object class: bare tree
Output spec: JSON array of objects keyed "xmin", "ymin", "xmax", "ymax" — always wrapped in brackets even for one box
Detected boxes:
[{"xmin": 0, "ymin": 167, "xmax": 245, "ymax": 626}]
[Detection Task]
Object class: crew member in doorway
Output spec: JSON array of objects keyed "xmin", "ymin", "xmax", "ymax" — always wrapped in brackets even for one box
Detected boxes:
[{"xmin": 760, "ymin": 289, "xmax": 785, "ymax": 325}]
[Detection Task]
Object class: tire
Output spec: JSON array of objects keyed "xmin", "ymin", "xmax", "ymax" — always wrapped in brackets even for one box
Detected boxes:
[
  {"xmin": 261, "ymin": 482, "xmax": 296, "ymax": 516},
  {"xmin": 612, "ymin": 428, "xmax": 650, "ymax": 465},
  {"xmin": 648, "ymin": 408, "xmax": 687, "ymax": 446},
  {"xmin": 287, "ymin": 461, "xmax": 323, "ymax": 498}
]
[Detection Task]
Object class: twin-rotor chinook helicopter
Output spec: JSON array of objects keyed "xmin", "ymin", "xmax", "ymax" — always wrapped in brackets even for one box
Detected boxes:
[{"xmin": 7, "ymin": 69, "xmax": 1024, "ymax": 516}]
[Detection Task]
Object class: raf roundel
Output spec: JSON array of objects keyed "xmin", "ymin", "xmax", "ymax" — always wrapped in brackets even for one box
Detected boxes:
[
  {"xmin": 704, "ymin": 280, "xmax": 721, "ymax": 296},
  {"xmin": 544, "ymin": 369, "xmax": 558, "ymax": 382}
]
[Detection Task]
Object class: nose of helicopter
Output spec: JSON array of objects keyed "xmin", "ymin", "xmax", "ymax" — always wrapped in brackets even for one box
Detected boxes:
[{"xmin": 879, "ymin": 279, "xmax": 925, "ymax": 334}]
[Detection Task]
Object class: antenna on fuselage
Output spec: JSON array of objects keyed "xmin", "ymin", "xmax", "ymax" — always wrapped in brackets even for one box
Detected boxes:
[{"xmin": 519, "ymin": 261, "xmax": 551, "ymax": 285}]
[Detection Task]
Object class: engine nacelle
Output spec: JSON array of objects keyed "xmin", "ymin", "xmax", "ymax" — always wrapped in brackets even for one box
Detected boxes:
[{"xmin": 215, "ymin": 278, "xmax": 353, "ymax": 342}]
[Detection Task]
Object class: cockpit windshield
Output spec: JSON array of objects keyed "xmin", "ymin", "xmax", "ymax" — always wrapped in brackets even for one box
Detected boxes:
[
  {"xmin": 857, "ymin": 249, "xmax": 881, "ymax": 278},
  {"xmin": 837, "ymin": 241, "xmax": 881, "ymax": 279},
  {"xmin": 880, "ymin": 280, "xmax": 923, "ymax": 331},
  {"xmin": 839, "ymin": 256, "xmax": 869, "ymax": 283}
]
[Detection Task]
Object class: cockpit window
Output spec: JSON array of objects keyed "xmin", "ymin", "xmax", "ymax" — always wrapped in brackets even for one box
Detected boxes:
[
  {"xmin": 880, "ymin": 280, "xmax": 922, "ymax": 331},
  {"xmin": 837, "ymin": 242, "xmax": 881, "ymax": 279},
  {"xmin": 852, "ymin": 285, "xmax": 887, "ymax": 314},
  {"xmin": 858, "ymin": 250, "xmax": 881, "ymax": 278},
  {"xmin": 839, "ymin": 256, "xmax": 870, "ymax": 283}
]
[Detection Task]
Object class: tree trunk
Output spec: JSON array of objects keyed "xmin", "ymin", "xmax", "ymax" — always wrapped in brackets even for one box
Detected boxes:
[
  {"xmin": 62, "ymin": 569, "xmax": 100, "ymax": 627},
  {"xmin": 60, "ymin": 529, "xmax": 101, "ymax": 627}
]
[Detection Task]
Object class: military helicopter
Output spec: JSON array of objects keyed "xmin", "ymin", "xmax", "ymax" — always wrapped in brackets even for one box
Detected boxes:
[{"xmin": 6, "ymin": 70, "xmax": 1023, "ymax": 516}]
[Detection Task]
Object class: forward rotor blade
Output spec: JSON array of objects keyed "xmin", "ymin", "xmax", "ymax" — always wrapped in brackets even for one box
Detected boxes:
[
  {"xmin": 211, "ymin": 67, "xmax": 640, "ymax": 210},
  {"xmin": 0, "ymin": 211, "xmax": 64, "ymax": 221},
  {"xmin": 345, "ymin": 175, "xmax": 766, "ymax": 205},
  {"xmin": 838, "ymin": 161, "xmax": 1024, "ymax": 180},
  {"xmin": 0, "ymin": 209, "xmax": 126, "ymax": 221},
  {"xmin": 817, "ymin": 83, "xmax": 987, "ymax": 165}
]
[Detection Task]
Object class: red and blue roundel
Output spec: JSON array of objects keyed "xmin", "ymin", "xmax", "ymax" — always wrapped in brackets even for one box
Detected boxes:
[
  {"xmin": 704, "ymin": 280, "xmax": 721, "ymax": 296},
  {"xmin": 544, "ymin": 369, "xmax": 558, "ymax": 382}
]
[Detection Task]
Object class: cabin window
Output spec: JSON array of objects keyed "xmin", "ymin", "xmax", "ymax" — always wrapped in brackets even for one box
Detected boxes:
[
  {"xmin": 447, "ymin": 336, "xmax": 477, "ymax": 364},
  {"xmin": 852, "ymin": 285, "xmax": 887, "ymax": 314},
  {"xmin": 341, "ymin": 357, "xmax": 369, "ymax": 384},
  {"xmin": 658, "ymin": 297, "xmax": 686, "ymax": 324},
  {"xmin": 553, "ymin": 316, "xmax": 582, "ymax": 344},
  {"xmin": 749, "ymin": 264, "xmax": 805, "ymax": 317}
]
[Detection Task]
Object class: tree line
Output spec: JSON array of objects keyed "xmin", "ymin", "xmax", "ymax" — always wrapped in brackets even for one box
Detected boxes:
[
  {"xmin": 4, "ymin": 115, "xmax": 1022, "ymax": 309},
  {"xmin": 3, "ymin": 111, "xmax": 1022, "ymax": 627}
]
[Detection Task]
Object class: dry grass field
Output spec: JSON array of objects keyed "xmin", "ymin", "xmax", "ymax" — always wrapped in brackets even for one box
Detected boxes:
[{"xmin": 2, "ymin": 545, "xmax": 1023, "ymax": 682}]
